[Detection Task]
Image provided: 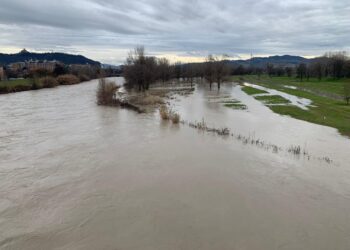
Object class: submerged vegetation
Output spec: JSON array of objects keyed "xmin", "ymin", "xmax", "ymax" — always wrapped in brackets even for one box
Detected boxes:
[
  {"xmin": 241, "ymin": 86, "xmax": 268, "ymax": 95},
  {"xmin": 159, "ymin": 105, "xmax": 181, "ymax": 124},
  {"xmin": 96, "ymin": 78, "xmax": 119, "ymax": 106},
  {"xmin": 179, "ymin": 118, "xmax": 332, "ymax": 164},
  {"xmin": 234, "ymin": 75, "xmax": 350, "ymax": 136},
  {"xmin": 223, "ymin": 102, "xmax": 247, "ymax": 110},
  {"xmin": 254, "ymin": 95, "xmax": 291, "ymax": 104}
]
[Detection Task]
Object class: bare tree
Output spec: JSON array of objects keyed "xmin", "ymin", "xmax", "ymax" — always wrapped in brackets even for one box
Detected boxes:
[
  {"xmin": 187, "ymin": 64, "xmax": 197, "ymax": 88},
  {"xmin": 213, "ymin": 55, "xmax": 229, "ymax": 90},
  {"xmin": 204, "ymin": 55, "xmax": 216, "ymax": 89},
  {"xmin": 173, "ymin": 62, "xmax": 183, "ymax": 83},
  {"xmin": 124, "ymin": 46, "xmax": 145, "ymax": 91},
  {"xmin": 285, "ymin": 67, "xmax": 293, "ymax": 78},
  {"xmin": 157, "ymin": 58, "xmax": 171, "ymax": 83},
  {"xmin": 325, "ymin": 51, "xmax": 348, "ymax": 79},
  {"xmin": 266, "ymin": 63, "xmax": 275, "ymax": 77},
  {"xmin": 144, "ymin": 57, "xmax": 157, "ymax": 90},
  {"xmin": 123, "ymin": 46, "xmax": 159, "ymax": 91},
  {"xmin": 296, "ymin": 63, "xmax": 307, "ymax": 82},
  {"xmin": 310, "ymin": 57, "xmax": 326, "ymax": 80}
]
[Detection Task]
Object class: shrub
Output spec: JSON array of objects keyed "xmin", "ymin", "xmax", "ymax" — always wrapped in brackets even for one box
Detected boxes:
[
  {"xmin": 171, "ymin": 113, "xmax": 180, "ymax": 124},
  {"xmin": 159, "ymin": 105, "xmax": 180, "ymax": 123},
  {"xmin": 129, "ymin": 94, "xmax": 164, "ymax": 106},
  {"xmin": 39, "ymin": 76, "xmax": 59, "ymax": 88},
  {"xmin": 56, "ymin": 74, "xmax": 80, "ymax": 85},
  {"xmin": 96, "ymin": 78, "xmax": 118, "ymax": 105},
  {"xmin": 159, "ymin": 105, "xmax": 170, "ymax": 120},
  {"xmin": 32, "ymin": 78, "xmax": 43, "ymax": 90},
  {"xmin": 78, "ymin": 74, "xmax": 91, "ymax": 82}
]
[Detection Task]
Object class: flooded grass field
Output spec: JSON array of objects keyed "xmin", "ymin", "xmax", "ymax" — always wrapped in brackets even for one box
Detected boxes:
[{"xmin": 1, "ymin": 78, "xmax": 350, "ymax": 250}]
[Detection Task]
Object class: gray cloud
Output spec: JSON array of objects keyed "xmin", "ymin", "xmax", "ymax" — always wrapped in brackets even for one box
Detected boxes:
[{"xmin": 0, "ymin": 0, "xmax": 349, "ymax": 64}]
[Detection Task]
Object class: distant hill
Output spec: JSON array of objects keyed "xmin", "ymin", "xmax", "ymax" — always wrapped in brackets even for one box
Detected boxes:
[
  {"xmin": 229, "ymin": 55, "xmax": 311, "ymax": 68},
  {"xmin": 0, "ymin": 49, "xmax": 100, "ymax": 66}
]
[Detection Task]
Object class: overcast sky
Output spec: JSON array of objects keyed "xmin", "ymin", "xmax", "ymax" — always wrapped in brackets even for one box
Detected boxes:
[{"xmin": 0, "ymin": 0, "xmax": 349, "ymax": 64}]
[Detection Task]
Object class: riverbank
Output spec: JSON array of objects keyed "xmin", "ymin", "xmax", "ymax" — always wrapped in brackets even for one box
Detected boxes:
[
  {"xmin": 232, "ymin": 75, "xmax": 350, "ymax": 137},
  {"xmin": 0, "ymin": 78, "xmax": 34, "ymax": 93},
  {"xmin": 0, "ymin": 75, "xmax": 96, "ymax": 94}
]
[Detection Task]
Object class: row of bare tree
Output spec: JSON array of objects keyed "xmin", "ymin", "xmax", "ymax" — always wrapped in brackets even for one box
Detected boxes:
[
  {"xmin": 123, "ymin": 47, "xmax": 230, "ymax": 91},
  {"xmin": 261, "ymin": 52, "xmax": 350, "ymax": 81},
  {"xmin": 297, "ymin": 52, "xmax": 350, "ymax": 81}
]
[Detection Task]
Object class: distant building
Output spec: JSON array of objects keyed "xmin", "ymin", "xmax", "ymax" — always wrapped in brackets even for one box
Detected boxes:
[
  {"xmin": 26, "ymin": 60, "xmax": 58, "ymax": 72},
  {"xmin": 0, "ymin": 66, "xmax": 5, "ymax": 80},
  {"xmin": 8, "ymin": 62, "xmax": 26, "ymax": 72},
  {"xmin": 9, "ymin": 60, "xmax": 58, "ymax": 74}
]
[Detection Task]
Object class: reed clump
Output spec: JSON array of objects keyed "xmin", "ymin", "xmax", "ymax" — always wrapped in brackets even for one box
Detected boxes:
[
  {"xmin": 56, "ymin": 74, "xmax": 80, "ymax": 85},
  {"xmin": 159, "ymin": 105, "xmax": 180, "ymax": 124},
  {"xmin": 96, "ymin": 78, "xmax": 119, "ymax": 106},
  {"xmin": 160, "ymin": 105, "xmax": 170, "ymax": 120},
  {"xmin": 39, "ymin": 76, "xmax": 59, "ymax": 88},
  {"xmin": 171, "ymin": 113, "xmax": 180, "ymax": 124}
]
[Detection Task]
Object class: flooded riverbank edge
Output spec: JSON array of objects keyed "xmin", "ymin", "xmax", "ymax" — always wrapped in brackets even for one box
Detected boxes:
[
  {"xmin": 232, "ymin": 75, "xmax": 350, "ymax": 137},
  {"xmin": 96, "ymin": 78, "xmax": 339, "ymax": 165},
  {"xmin": 0, "ymin": 76, "xmax": 103, "ymax": 95}
]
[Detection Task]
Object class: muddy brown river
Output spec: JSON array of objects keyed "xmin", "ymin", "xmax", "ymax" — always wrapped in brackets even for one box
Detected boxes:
[{"xmin": 1, "ymin": 78, "xmax": 350, "ymax": 250}]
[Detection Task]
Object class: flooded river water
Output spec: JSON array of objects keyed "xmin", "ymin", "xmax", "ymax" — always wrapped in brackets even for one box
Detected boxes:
[{"xmin": 1, "ymin": 78, "xmax": 350, "ymax": 250}]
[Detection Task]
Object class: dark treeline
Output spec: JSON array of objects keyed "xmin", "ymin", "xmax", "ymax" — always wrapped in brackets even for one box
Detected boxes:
[
  {"xmin": 231, "ymin": 51, "xmax": 350, "ymax": 81},
  {"xmin": 123, "ymin": 47, "xmax": 230, "ymax": 91}
]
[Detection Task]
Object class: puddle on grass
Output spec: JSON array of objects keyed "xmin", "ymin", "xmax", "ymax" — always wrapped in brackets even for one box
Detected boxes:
[
  {"xmin": 244, "ymin": 82, "xmax": 312, "ymax": 110},
  {"xmin": 284, "ymin": 85, "xmax": 298, "ymax": 90}
]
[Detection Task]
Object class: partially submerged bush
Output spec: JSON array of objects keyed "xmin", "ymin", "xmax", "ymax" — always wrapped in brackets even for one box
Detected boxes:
[
  {"xmin": 78, "ymin": 74, "xmax": 91, "ymax": 82},
  {"xmin": 171, "ymin": 113, "xmax": 180, "ymax": 124},
  {"xmin": 56, "ymin": 74, "xmax": 80, "ymax": 85},
  {"xmin": 159, "ymin": 105, "xmax": 180, "ymax": 124},
  {"xmin": 39, "ymin": 76, "xmax": 59, "ymax": 88},
  {"xmin": 129, "ymin": 94, "xmax": 164, "ymax": 106},
  {"xmin": 96, "ymin": 78, "xmax": 119, "ymax": 105},
  {"xmin": 159, "ymin": 105, "xmax": 170, "ymax": 120}
]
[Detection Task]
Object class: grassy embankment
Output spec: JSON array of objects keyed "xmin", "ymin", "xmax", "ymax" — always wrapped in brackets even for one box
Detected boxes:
[
  {"xmin": 233, "ymin": 75, "xmax": 350, "ymax": 137},
  {"xmin": 0, "ymin": 79, "xmax": 34, "ymax": 93},
  {"xmin": 0, "ymin": 74, "xmax": 82, "ymax": 94}
]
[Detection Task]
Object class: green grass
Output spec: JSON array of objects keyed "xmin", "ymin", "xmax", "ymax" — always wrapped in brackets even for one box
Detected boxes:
[
  {"xmin": 0, "ymin": 79, "xmax": 34, "ymax": 93},
  {"xmin": 220, "ymin": 99, "xmax": 247, "ymax": 110},
  {"xmin": 241, "ymin": 86, "xmax": 268, "ymax": 95},
  {"xmin": 232, "ymin": 75, "xmax": 350, "ymax": 137},
  {"xmin": 224, "ymin": 103, "xmax": 247, "ymax": 110},
  {"xmin": 254, "ymin": 95, "xmax": 291, "ymax": 104},
  {"xmin": 233, "ymin": 75, "xmax": 348, "ymax": 98}
]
